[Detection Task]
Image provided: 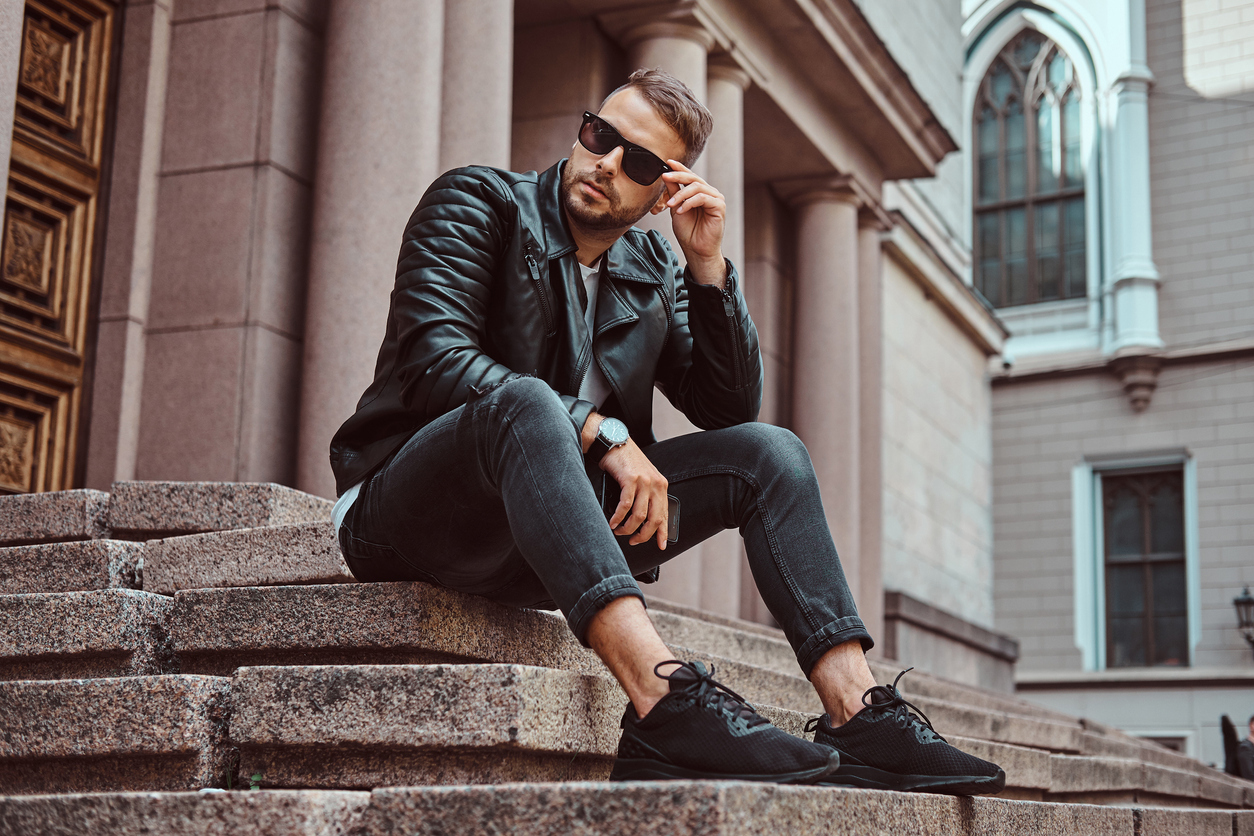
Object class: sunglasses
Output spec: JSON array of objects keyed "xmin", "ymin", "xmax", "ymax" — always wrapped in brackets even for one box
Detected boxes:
[{"xmin": 578, "ymin": 111, "xmax": 672, "ymax": 186}]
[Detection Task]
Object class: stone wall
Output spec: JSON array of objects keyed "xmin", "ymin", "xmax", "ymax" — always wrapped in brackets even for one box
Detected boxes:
[
  {"xmin": 991, "ymin": 362, "xmax": 1254, "ymax": 672},
  {"xmin": 1148, "ymin": 0, "xmax": 1254, "ymax": 347},
  {"xmin": 880, "ymin": 251, "xmax": 995, "ymax": 628}
]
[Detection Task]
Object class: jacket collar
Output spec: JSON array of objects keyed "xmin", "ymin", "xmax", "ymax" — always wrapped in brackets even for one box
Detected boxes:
[{"xmin": 538, "ymin": 159, "xmax": 664, "ymax": 286}]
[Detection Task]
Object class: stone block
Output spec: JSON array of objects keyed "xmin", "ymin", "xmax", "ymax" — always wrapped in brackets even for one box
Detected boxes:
[
  {"xmin": 360, "ymin": 782, "xmax": 1135, "ymax": 836},
  {"xmin": 170, "ymin": 582, "xmax": 603, "ymax": 677},
  {"xmin": 0, "ymin": 540, "xmax": 143, "ymax": 594},
  {"xmin": 0, "ymin": 675, "xmax": 232, "ymax": 793},
  {"xmin": 232, "ymin": 664, "xmax": 624, "ymax": 789},
  {"xmin": 109, "ymin": 481, "xmax": 332, "ymax": 538},
  {"xmin": 1049, "ymin": 756, "xmax": 1143, "ymax": 794},
  {"xmin": 0, "ymin": 791, "xmax": 369, "ymax": 836},
  {"xmin": 1236, "ymin": 811, "xmax": 1254, "ymax": 835},
  {"xmin": 951, "ymin": 737, "xmax": 1053, "ymax": 791},
  {"xmin": 1194, "ymin": 771, "xmax": 1245, "ymax": 806},
  {"xmin": 0, "ymin": 489, "xmax": 110, "ymax": 546},
  {"xmin": 0, "ymin": 590, "xmax": 174, "ymax": 680},
  {"xmin": 1139, "ymin": 808, "xmax": 1236, "ymax": 836},
  {"xmin": 648, "ymin": 607, "xmax": 798, "ymax": 675},
  {"xmin": 143, "ymin": 522, "xmax": 350, "ymax": 595}
]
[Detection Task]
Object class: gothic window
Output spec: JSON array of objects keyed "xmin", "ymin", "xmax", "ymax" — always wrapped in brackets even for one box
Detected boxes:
[
  {"xmin": 1102, "ymin": 469, "xmax": 1188, "ymax": 668},
  {"xmin": 974, "ymin": 31, "xmax": 1085, "ymax": 308}
]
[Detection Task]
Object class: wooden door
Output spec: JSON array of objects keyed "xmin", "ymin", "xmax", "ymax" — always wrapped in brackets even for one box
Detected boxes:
[{"xmin": 0, "ymin": 0, "xmax": 114, "ymax": 493}]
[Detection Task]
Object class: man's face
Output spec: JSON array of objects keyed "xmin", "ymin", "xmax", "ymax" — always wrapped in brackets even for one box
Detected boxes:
[{"xmin": 561, "ymin": 87, "xmax": 687, "ymax": 233}]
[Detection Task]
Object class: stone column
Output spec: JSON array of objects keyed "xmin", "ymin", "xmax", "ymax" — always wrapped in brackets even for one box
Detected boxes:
[
  {"xmin": 703, "ymin": 62, "xmax": 751, "ymax": 619},
  {"xmin": 857, "ymin": 218, "xmax": 885, "ymax": 649},
  {"xmin": 439, "ymin": 0, "xmax": 512, "ymax": 171},
  {"xmin": 0, "ymin": 1, "xmax": 22, "ymax": 178},
  {"xmin": 787, "ymin": 185, "xmax": 863, "ymax": 605},
  {"xmin": 84, "ymin": 1, "xmax": 172, "ymax": 487},
  {"xmin": 617, "ymin": 20, "xmax": 715, "ymax": 609},
  {"xmin": 296, "ymin": 0, "xmax": 445, "ymax": 497}
]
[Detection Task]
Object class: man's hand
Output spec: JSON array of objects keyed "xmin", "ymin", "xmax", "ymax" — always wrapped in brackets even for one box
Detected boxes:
[
  {"xmin": 662, "ymin": 160, "xmax": 726, "ymax": 287},
  {"xmin": 601, "ymin": 439, "xmax": 669, "ymax": 550}
]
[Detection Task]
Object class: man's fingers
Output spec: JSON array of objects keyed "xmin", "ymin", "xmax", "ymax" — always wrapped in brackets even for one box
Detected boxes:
[
  {"xmin": 674, "ymin": 193, "xmax": 724, "ymax": 215},
  {"xmin": 656, "ymin": 515, "xmax": 669, "ymax": 550},
  {"xmin": 630, "ymin": 497, "xmax": 666, "ymax": 546},
  {"xmin": 609, "ymin": 488, "xmax": 635, "ymax": 529},
  {"xmin": 616, "ymin": 492, "xmax": 651, "ymax": 537}
]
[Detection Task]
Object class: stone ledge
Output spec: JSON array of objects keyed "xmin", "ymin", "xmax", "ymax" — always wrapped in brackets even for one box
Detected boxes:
[
  {"xmin": 143, "ymin": 522, "xmax": 351, "ymax": 596},
  {"xmin": 0, "ymin": 540, "xmax": 143, "ymax": 595},
  {"xmin": 0, "ymin": 490, "xmax": 110, "ymax": 547},
  {"xmin": 0, "ymin": 790, "xmax": 370, "ymax": 836},
  {"xmin": 0, "ymin": 676, "xmax": 233, "ymax": 794},
  {"xmin": 361, "ymin": 782, "xmax": 1137, "ymax": 836},
  {"xmin": 232, "ymin": 664, "xmax": 624, "ymax": 789},
  {"xmin": 109, "ymin": 482, "xmax": 332, "ymax": 539},
  {"xmin": 0, "ymin": 590, "xmax": 175, "ymax": 680}
]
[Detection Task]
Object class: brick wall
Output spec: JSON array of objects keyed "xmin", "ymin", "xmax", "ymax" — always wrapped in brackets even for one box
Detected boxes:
[
  {"xmin": 1148, "ymin": 0, "xmax": 1254, "ymax": 347},
  {"xmin": 881, "ymin": 254, "xmax": 994, "ymax": 627},
  {"xmin": 992, "ymin": 361, "xmax": 1254, "ymax": 672}
]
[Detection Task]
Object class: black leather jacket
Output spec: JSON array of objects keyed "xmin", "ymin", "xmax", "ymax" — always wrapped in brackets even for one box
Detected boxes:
[{"xmin": 329, "ymin": 160, "xmax": 764, "ymax": 496}]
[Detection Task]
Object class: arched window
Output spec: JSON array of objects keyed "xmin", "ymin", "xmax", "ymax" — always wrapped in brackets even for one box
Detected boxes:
[{"xmin": 975, "ymin": 31, "xmax": 1085, "ymax": 308}]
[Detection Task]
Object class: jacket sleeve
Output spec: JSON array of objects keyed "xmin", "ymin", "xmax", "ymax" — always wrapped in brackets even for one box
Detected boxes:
[
  {"xmin": 653, "ymin": 234, "xmax": 764, "ymax": 429},
  {"xmin": 391, "ymin": 167, "xmax": 594, "ymax": 437}
]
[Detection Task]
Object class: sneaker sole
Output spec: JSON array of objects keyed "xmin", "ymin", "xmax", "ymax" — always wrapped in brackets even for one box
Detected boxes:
[
  {"xmin": 820, "ymin": 765, "xmax": 1006, "ymax": 796},
  {"xmin": 610, "ymin": 751, "xmax": 840, "ymax": 785}
]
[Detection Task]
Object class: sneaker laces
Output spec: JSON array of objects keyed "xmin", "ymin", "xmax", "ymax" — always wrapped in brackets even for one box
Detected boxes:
[
  {"xmin": 805, "ymin": 668, "xmax": 946, "ymax": 742},
  {"xmin": 655, "ymin": 660, "xmax": 768, "ymax": 728}
]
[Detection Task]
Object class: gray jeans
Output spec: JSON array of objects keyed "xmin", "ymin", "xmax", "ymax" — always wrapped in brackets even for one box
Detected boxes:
[{"xmin": 338, "ymin": 376, "xmax": 872, "ymax": 675}]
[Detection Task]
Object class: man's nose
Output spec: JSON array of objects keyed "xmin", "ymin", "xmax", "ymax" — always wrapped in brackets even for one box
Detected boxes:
[{"xmin": 596, "ymin": 145, "xmax": 624, "ymax": 176}]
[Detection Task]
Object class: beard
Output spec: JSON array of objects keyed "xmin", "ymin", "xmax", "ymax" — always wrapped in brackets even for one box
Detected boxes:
[{"xmin": 560, "ymin": 163, "xmax": 660, "ymax": 233}]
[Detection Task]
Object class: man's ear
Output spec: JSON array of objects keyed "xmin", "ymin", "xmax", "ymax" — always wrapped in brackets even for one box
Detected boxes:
[{"xmin": 649, "ymin": 189, "xmax": 669, "ymax": 215}]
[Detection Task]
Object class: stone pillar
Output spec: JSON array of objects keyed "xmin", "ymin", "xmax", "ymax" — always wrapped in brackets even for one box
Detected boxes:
[
  {"xmin": 857, "ymin": 218, "xmax": 885, "ymax": 650},
  {"xmin": 618, "ymin": 20, "xmax": 715, "ymax": 610},
  {"xmin": 0, "ymin": 0, "xmax": 22, "ymax": 178},
  {"xmin": 439, "ymin": 0, "xmax": 512, "ymax": 171},
  {"xmin": 84, "ymin": 1, "xmax": 172, "ymax": 487},
  {"xmin": 787, "ymin": 186, "xmax": 863, "ymax": 604},
  {"xmin": 703, "ymin": 62, "xmax": 751, "ymax": 619},
  {"xmin": 296, "ymin": 0, "xmax": 445, "ymax": 497},
  {"xmin": 705, "ymin": 63, "xmax": 748, "ymax": 270}
]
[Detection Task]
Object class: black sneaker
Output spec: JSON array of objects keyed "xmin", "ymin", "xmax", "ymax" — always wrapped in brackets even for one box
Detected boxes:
[
  {"xmin": 609, "ymin": 660, "xmax": 840, "ymax": 783},
  {"xmin": 806, "ymin": 669, "xmax": 1006, "ymax": 795}
]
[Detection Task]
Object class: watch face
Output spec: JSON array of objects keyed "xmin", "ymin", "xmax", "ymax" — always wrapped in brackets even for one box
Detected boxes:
[{"xmin": 600, "ymin": 417, "xmax": 629, "ymax": 445}]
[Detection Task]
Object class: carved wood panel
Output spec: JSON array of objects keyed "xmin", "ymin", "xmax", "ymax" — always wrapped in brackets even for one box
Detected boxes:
[{"xmin": 0, "ymin": 0, "xmax": 114, "ymax": 493}]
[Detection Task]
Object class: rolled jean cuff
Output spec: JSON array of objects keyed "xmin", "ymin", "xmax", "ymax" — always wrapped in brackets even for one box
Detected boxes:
[
  {"xmin": 567, "ymin": 574, "xmax": 646, "ymax": 647},
  {"xmin": 796, "ymin": 616, "xmax": 875, "ymax": 677}
]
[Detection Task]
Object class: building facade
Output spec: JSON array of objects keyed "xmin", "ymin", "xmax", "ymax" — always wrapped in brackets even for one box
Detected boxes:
[{"xmin": 964, "ymin": 0, "xmax": 1254, "ymax": 766}]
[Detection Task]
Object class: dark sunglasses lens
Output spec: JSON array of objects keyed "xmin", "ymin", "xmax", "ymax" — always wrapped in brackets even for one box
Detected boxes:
[
  {"xmin": 623, "ymin": 149, "xmax": 666, "ymax": 185},
  {"xmin": 579, "ymin": 117, "xmax": 619, "ymax": 155}
]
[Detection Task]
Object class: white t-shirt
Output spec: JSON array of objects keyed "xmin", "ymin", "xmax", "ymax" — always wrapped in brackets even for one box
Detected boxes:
[
  {"xmin": 335, "ymin": 258, "xmax": 614, "ymax": 535},
  {"xmin": 577, "ymin": 259, "xmax": 612, "ymax": 411}
]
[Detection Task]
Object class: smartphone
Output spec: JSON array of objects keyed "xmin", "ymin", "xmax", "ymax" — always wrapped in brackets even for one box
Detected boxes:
[{"xmin": 600, "ymin": 475, "xmax": 680, "ymax": 544}]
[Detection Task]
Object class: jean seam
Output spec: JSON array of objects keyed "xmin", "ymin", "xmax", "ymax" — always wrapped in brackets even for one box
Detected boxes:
[
  {"xmin": 569, "ymin": 575, "xmax": 644, "ymax": 643},
  {"xmin": 665, "ymin": 464, "xmax": 822, "ymax": 633}
]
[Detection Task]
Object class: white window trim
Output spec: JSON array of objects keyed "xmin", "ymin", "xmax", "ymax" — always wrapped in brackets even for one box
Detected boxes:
[{"xmin": 1072, "ymin": 451, "xmax": 1199, "ymax": 671}]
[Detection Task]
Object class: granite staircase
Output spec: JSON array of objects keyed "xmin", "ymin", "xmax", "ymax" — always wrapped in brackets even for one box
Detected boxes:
[{"xmin": 1, "ymin": 482, "xmax": 1251, "ymax": 835}]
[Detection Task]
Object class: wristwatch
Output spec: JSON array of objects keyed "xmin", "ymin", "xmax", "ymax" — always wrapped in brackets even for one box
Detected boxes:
[{"xmin": 589, "ymin": 416, "xmax": 630, "ymax": 463}]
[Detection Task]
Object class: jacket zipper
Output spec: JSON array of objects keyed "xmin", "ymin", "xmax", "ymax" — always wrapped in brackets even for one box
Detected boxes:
[
  {"xmin": 524, "ymin": 244, "xmax": 556, "ymax": 338},
  {"xmin": 722, "ymin": 284, "xmax": 746, "ymax": 390}
]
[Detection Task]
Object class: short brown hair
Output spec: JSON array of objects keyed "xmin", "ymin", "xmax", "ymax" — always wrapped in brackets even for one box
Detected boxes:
[{"xmin": 602, "ymin": 68, "xmax": 714, "ymax": 167}]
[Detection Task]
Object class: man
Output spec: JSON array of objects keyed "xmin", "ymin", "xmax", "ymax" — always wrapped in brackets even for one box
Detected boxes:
[
  {"xmin": 1240, "ymin": 716, "xmax": 1254, "ymax": 780},
  {"xmin": 329, "ymin": 68, "xmax": 1003, "ymax": 794}
]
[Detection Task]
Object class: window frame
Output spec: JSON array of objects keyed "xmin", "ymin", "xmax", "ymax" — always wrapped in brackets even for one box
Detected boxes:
[
  {"xmin": 1072, "ymin": 452, "xmax": 1200, "ymax": 671},
  {"xmin": 973, "ymin": 32, "xmax": 1087, "ymax": 309},
  {"xmin": 963, "ymin": 12, "xmax": 1105, "ymax": 358}
]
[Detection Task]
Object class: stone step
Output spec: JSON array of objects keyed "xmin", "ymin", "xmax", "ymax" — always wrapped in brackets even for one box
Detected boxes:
[
  {"xmin": 0, "ymin": 489, "xmax": 110, "ymax": 547},
  {"xmin": 0, "ymin": 539, "xmax": 143, "ymax": 594},
  {"xmin": 142, "ymin": 522, "xmax": 352, "ymax": 596},
  {"xmin": 108, "ymin": 481, "xmax": 333, "ymax": 540},
  {"xmin": 0, "ymin": 675, "xmax": 232, "ymax": 794},
  {"xmin": 0, "ymin": 590, "xmax": 174, "ymax": 680},
  {"xmin": 3, "ymin": 786, "xmax": 1246, "ymax": 836},
  {"xmin": 232, "ymin": 664, "xmax": 623, "ymax": 788},
  {"xmin": 359, "ymin": 782, "xmax": 1235, "ymax": 836}
]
